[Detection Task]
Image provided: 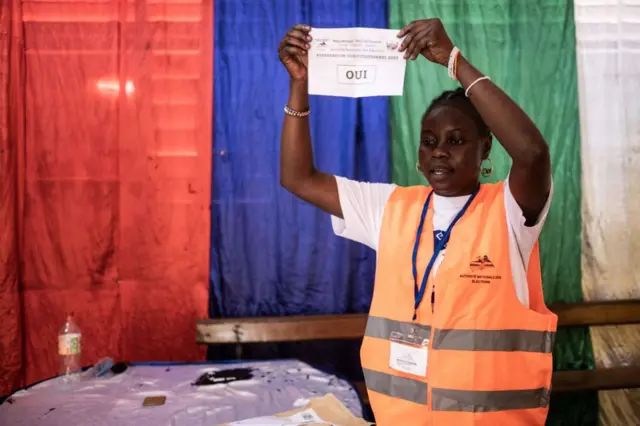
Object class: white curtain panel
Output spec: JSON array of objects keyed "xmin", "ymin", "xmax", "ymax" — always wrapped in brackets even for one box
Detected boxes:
[{"xmin": 575, "ymin": 0, "xmax": 640, "ymax": 424}]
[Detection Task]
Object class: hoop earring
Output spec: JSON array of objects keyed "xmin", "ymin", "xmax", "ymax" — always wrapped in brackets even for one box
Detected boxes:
[{"xmin": 481, "ymin": 158, "xmax": 493, "ymax": 178}]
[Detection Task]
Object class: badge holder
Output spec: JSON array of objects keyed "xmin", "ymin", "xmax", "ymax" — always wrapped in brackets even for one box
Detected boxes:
[{"xmin": 388, "ymin": 331, "xmax": 429, "ymax": 377}]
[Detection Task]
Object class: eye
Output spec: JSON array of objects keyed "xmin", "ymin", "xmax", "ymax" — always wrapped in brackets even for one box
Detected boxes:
[
  {"xmin": 421, "ymin": 137, "xmax": 436, "ymax": 146},
  {"xmin": 449, "ymin": 138, "xmax": 464, "ymax": 145}
]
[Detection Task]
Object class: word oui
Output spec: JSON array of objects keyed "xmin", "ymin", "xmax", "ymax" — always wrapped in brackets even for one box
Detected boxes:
[
  {"xmin": 337, "ymin": 65, "xmax": 376, "ymax": 85},
  {"xmin": 345, "ymin": 69, "xmax": 368, "ymax": 80}
]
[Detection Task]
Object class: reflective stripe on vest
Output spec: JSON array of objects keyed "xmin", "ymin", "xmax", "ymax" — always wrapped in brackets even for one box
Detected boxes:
[
  {"xmin": 362, "ymin": 369, "xmax": 550, "ymax": 411},
  {"xmin": 363, "ymin": 368, "xmax": 428, "ymax": 405},
  {"xmin": 363, "ymin": 316, "xmax": 551, "ymax": 410},
  {"xmin": 366, "ymin": 316, "xmax": 554, "ymax": 353},
  {"xmin": 431, "ymin": 387, "xmax": 551, "ymax": 412},
  {"xmin": 432, "ymin": 329, "xmax": 556, "ymax": 353},
  {"xmin": 365, "ymin": 315, "xmax": 431, "ymax": 340}
]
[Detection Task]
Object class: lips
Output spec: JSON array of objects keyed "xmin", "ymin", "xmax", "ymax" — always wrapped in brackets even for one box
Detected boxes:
[{"xmin": 429, "ymin": 164, "xmax": 454, "ymax": 176}]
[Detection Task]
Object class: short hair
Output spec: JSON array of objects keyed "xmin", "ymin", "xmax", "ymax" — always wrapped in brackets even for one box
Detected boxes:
[{"xmin": 423, "ymin": 88, "xmax": 491, "ymax": 137}]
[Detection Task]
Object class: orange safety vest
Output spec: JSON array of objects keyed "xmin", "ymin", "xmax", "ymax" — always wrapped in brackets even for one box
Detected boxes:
[{"xmin": 360, "ymin": 182, "xmax": 557, "ymax": 426}]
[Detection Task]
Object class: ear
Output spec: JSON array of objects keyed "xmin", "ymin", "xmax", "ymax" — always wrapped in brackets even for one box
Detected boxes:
[{"xmin": 480, "ymin": 135, "xmax": 492, "ymax": 160}]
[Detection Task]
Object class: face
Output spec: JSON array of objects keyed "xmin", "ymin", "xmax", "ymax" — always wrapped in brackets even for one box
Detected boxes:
[{"xmin": 418, "ymin": 103, "xmax": 491, "ymax": 196}]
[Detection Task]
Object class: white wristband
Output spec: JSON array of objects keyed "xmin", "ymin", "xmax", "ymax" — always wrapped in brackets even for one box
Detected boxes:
[
  {"xmin": 447, "ymin": 47, "xmax": 460, "ymax": 80},
  {"xmin": 465, "ymin": 76, "xmax": 491, "ymax": 97}
]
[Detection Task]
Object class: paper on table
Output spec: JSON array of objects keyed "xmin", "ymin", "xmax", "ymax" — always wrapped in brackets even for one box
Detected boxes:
[
  {"xmin": 219, "ymin": 394, "xmax": 371, "ymax": 426},
  {"xmin": 308, "ymin": 27, "xmax": 407, "ymax": 98},
  {"xmin": 227, "ymin": 408, "xmax": 323, "ymax": 425}
]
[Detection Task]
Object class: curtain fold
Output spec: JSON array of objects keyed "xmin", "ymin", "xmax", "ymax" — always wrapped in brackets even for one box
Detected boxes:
[
  {"xmin": 576, "ymin": 1, "xmax": 640, "ymax": 424},
  {"xmin": 210, "ymin": 0, "xmax": 389, "ymax": 377},
  {"xmin": 0, "ymin": 0, "xmax": 26, "ymax": 394},
  {"xmin": 1, "ymin": 0, "xmax": 213, "ymax": 392},
  {"xmin": 389, "ymin": 1, "xmax": 596, "ymax": 424}
]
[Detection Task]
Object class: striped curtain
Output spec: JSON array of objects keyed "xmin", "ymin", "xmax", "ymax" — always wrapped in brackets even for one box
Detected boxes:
[{"xmin": 2, "ymin": 3, "xmax": 638, "ymax": 425}]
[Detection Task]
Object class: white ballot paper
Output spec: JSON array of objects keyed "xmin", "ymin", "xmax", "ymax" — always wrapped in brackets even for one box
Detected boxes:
[{"xmin": 308, "ymin": 27, "xmax": 407, "ymax": 98}]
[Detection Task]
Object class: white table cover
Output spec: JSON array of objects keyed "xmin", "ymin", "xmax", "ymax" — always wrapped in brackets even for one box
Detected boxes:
[{"xmin": 0, "ymin": 360, "xmax": 363, "ymax": 426}]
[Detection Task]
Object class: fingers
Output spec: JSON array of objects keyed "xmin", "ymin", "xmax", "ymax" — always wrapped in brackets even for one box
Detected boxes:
[
  {"xmin": 281, "ymin": 45, "xmax": 306, "ymax": 57},
  {"xmin": 397, "ymin": 21, "xmax": 416, "ymax": 38},
  {"xmin": 397, "ymin": 19, "xmax": 440, "ymax": 60},
  {"xmin": 398, "ymin": 26, "xmax": 424, "ymax": 51},
  {"xmin": 292, "ymin": 24, "xmax": 311, "ymax": 33},
  {"xmin": 397, "ymin": 19, "xmax": 430, "ymax": 38},
  {"xmin": 279, "ymin": 25, "xmax": 312, "ymax": 57},
  {"xmin": 403, "ymin": 28, "xmax": 430, "ymax": 60},
  {"xmin": 285, "ymin": 32, "xmax": 310, "ymax": 52},
  {"xmin": 288, "ymin": 25, "xmax": 312, "ymax": 45}
]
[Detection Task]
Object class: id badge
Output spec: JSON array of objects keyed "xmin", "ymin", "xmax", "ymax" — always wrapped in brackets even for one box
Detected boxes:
[{"xmin": 389, "ymin": 331, "xmax": 429, "ymax": 377}]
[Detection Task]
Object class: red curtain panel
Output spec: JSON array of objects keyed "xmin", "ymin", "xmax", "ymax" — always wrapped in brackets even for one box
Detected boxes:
[{"xmin": 0, "ymin": 0, "xmax": 213, "ymax": 394}]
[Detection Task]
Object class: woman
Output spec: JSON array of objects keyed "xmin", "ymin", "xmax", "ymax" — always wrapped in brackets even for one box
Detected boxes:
[{"xmin": 278, "ymin": 18, "xmax": 557, "ymax": 426}]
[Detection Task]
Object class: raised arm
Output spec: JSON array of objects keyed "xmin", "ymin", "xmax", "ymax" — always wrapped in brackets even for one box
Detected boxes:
[
  {"xmin": 456, "ymin": 56, "xmax": 551, "ymax": 224},
  {"xmin": 278, "ymin": 24, "xmax": 343, "ymax": 218},
  {"xmin": 398, "ymin": 19, "xmax": 551, "ymax": 225}
]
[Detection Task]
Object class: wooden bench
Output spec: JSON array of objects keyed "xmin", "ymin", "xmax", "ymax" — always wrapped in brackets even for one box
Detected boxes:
[{"xmin": 197, "ymin": 300, "xmax": 640, "ymax": 402}]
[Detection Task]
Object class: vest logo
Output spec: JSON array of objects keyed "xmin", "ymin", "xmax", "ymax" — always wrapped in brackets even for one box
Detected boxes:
[
  {"xmin": 470, "ymin": 255, "xmax": 494, "ymax": 272},
  {"xmin": 459, "ymin": 255, "xmax": 502, "ymax": 284}
]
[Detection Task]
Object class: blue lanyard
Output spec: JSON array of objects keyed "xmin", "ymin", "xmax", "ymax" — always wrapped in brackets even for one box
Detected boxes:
[{"xmin": 411, "ymin": 186, "xmax": 480, "ymax": 320}]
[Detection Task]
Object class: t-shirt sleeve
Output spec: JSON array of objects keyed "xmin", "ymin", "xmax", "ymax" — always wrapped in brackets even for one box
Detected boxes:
[
  {"xmin": 331, "ymin": 176, "xmax": 397, "ymax": 251},
  {"xmin": 504, "ymin": 175, "xmax": 554, "ymax": 261}
]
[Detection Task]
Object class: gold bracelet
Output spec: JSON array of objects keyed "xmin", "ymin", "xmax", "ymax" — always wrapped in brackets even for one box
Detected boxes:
[{"xmin": 284, "ymin": 105, "xmax": 311, "ymax": 118}]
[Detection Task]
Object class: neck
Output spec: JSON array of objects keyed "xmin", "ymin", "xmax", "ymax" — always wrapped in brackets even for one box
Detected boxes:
[{"xmin": 433, "ymin": 181, "xmax": 480, "ymax": 198}]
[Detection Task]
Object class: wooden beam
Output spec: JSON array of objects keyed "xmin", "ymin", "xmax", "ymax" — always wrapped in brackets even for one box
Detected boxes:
[
  {"xmin": 553, "ymin": 300, "xmax": 640, "ymax": 327},
  {"xmin": 196, "ymin": 314, "xmax": 368, "ymax": 344},
  {"xmin": 552, "ymin": 366, "xmax": 640, "ymax": 393},
  {"xmin": 196, "ymin": 300, "xmax": 640, "ymax": 344}
]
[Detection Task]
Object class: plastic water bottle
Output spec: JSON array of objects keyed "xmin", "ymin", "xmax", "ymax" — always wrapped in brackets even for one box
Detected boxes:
[{"xmin": 58, "ymin": 313, "xmax": 82, "ymax": 380}]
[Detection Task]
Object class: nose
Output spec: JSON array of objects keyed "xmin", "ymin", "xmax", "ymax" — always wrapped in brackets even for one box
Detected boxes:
[{"xmin": 431, "ymin": 144, "xmax": 450, "ymax": 159}]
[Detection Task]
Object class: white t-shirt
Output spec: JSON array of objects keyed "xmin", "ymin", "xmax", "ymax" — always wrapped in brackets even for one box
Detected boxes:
[{"xmin": 331, "ymin": 177, "xmax": 553, "ymax": 308}]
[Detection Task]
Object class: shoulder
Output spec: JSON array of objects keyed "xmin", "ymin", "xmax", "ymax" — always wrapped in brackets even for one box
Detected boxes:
[
  {"xmin": 475, "ymin": 180, "xmax": 552, "ymax": 232},
  {"xmin": 380, "ymin": 185, "xmax": 432, "ymax": 231},
  {"xmin": 332, "ymin": 177, "xmax": 398, "ymax": 250},
  {"xmin": 386, "ymin": 184, "xmax": 430, "ymax": 204},
  {"xmin": 481, "ymin": 181, "xmax": 506, "ymax": 199},
  {"xmin": 502, "ymin": 176, "xmax": 553, "ymax": 277},
  {"xmin": 335, "ymin": 176, "xmax": 397, "ymax": 201},
  {"xmin": 504, "ymin": 177, "xmax": 553, "ymax": 231}
]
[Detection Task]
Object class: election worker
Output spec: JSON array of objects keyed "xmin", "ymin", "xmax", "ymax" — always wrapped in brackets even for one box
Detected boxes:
[{"xmin": 278, "ymin": 18, "xmax": 557, "ymax": 426}]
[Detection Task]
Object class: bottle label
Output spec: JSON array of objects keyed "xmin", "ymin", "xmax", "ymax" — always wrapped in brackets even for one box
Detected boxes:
[{"xmin": 59, "ymin": 333, "xmax": 81, "ymax": 355}]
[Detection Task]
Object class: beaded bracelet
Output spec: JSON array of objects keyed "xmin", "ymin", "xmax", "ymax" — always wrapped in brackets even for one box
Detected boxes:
[{"xmin": 284, "ymin": 105, "xmax": 311, "ymax": 118}]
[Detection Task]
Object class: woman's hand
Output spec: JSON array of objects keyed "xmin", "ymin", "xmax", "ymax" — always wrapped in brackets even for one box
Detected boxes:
[
  {"xmin": 278, "ymin": 24, "xmax": 312, "ymax": 81},
  {"xmin": 397, "ymin": 18, "xmax": 454, "ymax": 65}
]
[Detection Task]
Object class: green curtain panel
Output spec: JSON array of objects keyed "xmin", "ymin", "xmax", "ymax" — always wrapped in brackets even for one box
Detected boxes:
[{"xmin": 389, "ymin": 1, "xmax": 596, "ymax": 424}]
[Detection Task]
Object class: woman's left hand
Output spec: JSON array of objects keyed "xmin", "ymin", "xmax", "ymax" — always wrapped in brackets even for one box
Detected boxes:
[{"xmin": 397, "ymin": 18, "xmax": 454, "ymax": 65}]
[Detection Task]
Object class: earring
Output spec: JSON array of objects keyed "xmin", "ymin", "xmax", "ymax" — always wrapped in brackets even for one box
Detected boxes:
[
  {"xmin": 481, "ymin": 158, "xmax": 493, "ymax": 178},
  {"xmin": 416, "ymin": 161, "xmax": 421, "ymax": 173}
]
